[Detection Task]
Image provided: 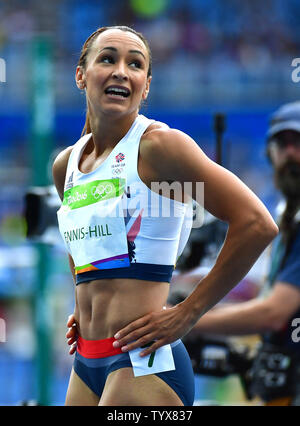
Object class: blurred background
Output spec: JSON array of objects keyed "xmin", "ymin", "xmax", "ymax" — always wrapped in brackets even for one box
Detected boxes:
[{"xmin": 0, "ymin": 0, "xmax": 300, "ymax": 405}]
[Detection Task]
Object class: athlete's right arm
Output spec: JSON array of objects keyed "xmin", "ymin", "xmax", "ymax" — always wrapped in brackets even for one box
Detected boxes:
[
  {"xmin": 52, "ymin": 147, "xmax": 78, "ymax": 354},
  {"xmin": 52, "ymin": 146, "xmax": 76, "ymax": 281},
  {"xmin": 52, "ymin": 146, "xmax": 73, "ymax": 201}
]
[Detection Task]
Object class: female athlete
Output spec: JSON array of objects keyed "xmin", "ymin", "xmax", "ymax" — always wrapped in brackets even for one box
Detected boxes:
[{"xmin": 52, "ymin": 25, "xmax": 278, "ymax": 406}]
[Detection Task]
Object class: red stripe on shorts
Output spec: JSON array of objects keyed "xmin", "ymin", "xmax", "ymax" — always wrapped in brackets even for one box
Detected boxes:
[{"xmin": 77, "ymin": 336, "xmax": 123, "ymax": 359}]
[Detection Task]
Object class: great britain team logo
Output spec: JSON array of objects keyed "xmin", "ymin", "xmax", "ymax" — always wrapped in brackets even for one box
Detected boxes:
[
  {"xmin": 115, "ymin": 153, "xmax": 125, "ymax": 163},
  {"xmin": 112, "ymin": 153, "xmax": 126, "ymax": 176}
]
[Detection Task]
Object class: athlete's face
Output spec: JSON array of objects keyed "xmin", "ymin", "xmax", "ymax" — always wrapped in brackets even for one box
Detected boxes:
[
  {"xmin": 76, "ymin": 29, "xmax": 151, "ymax": 118},
  {"xmin": 269, "ymin": 130, "xmax": 300, "ymax": 198}
]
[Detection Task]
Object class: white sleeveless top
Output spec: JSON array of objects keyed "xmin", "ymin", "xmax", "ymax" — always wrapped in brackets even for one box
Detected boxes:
[{"xmin": 57, "ymin": 114, "xmax": 192, "ymax": 284}]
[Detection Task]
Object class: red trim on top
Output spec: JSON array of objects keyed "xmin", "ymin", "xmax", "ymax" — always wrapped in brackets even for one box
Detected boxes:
[{"xmin": 77, "ymin": 336, "xmax": 123, "ymax": 359}]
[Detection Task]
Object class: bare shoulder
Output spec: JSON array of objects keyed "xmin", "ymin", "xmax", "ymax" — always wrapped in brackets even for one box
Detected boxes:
[
  {"xmin": 141, "ymin": 123, "xmax": 195, "ymax": 159},
  {"xmin": 140, "ymin": 122, "xmax": 204, "ymax": 174},
  {"xmin": 52, "ymin": 146, "xmax": 73, "ymax": 200},
  {"xmin": 144, "ymin": 120, "xmax": 170, "ymax": 134},
  {"xmin": 139, "ymin": 122, "xmax": 208, "ymax": 185}
]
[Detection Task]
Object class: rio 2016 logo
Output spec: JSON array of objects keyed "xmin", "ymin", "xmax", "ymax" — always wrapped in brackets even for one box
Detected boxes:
[{"xmin": 91, "ymin": 183, "xmax": 114, "ymax": 200}]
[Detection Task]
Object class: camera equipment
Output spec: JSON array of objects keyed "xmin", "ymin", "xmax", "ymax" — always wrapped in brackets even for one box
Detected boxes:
[
  {"xmin": 183, "ymin": 335, "xmax": 254, "ymax": 399},
  {"xmin": 24, "ymin": 185, "xmax": 60, "ymax": 241}
]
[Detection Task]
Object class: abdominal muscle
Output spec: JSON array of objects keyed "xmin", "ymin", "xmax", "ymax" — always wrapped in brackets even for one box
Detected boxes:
[{"xmin": 74, "ymin": 278, "xmax": 170, "ymax": 340}]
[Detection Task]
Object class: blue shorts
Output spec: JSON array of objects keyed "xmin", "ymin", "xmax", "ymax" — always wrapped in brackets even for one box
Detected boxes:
[{"xmin": 73, "ymin": 336, "xmax": 195, "ymax": 406}]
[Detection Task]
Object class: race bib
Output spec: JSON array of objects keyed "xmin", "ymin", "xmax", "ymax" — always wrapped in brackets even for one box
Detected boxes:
[
  {"xmin": 129, "ymin": 342, "xmax": 175, "ymax": 377},
  {"xmin": 57, "ymin": 178, "xmax": 130, "ymax": 273}
]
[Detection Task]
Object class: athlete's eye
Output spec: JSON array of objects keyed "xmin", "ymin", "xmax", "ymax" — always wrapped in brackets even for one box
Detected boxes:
[
  {"xmin": 100, "ymin": 55, "xmax": 114, "ymax": 64},
  {"xmin": 129, "ymin": 60, "xmax": 142, "ymax": 69}
]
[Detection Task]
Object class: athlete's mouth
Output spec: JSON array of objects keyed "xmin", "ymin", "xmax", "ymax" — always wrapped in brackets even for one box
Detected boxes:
[{"xmin": 104, "ymin": 85, "xmax": 131, "ymax": 98}]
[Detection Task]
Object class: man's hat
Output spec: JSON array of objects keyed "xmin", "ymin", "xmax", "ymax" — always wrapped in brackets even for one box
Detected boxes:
[{"xmin": 267, "ymin": 101, "xmax": 300, "ymax": 141}]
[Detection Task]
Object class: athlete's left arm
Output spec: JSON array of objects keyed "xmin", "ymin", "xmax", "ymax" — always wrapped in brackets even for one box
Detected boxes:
[{"xmin": 113, "ymin": 128, "xmax": 278, "ymax": 356}]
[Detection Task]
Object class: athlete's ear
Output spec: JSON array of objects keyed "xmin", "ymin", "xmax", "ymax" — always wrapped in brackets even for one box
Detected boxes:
[
  {"xmin": 142, "ymin": 76, "xmax": 152, "ymax": 100},
  {"xmin": 75, "ymin": 66, "xmax": 86, "ymax": 90}
]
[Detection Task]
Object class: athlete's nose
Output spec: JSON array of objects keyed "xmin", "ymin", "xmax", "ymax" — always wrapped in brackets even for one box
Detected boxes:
[{"xmin": 112, "ymin": 61, "xmax": 128, "ymax": 81}]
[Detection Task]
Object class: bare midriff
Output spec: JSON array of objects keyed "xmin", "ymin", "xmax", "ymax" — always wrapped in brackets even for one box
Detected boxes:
[{"xmin": 74, "ymin": 278, "xmax": 170, "ymax": 340}]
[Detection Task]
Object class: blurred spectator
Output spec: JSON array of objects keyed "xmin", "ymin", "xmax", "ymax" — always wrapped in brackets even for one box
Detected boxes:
[
  {"xmin": 187, "ymin": 102, "xmax": 300, "ymax": 406},
  {"xmin": 0, "ymin": 0, "xmax": 299, "ymax": 109}
]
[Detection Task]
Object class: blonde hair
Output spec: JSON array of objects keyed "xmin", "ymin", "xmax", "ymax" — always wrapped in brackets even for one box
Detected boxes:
[{"xmin": 78, "ymin": 26, "xmax": 152, "ymax": 136}]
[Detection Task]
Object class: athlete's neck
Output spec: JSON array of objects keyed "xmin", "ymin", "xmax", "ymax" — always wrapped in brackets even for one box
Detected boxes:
[{"xmin": 88, "ymin": 110, "xmax": 138, "ymax": 156}]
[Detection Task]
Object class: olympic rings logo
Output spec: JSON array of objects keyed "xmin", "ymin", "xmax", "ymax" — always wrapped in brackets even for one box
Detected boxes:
[
  {"xmin": 112, "ymin": 167, "xmax": 122, "ymax": 174},
  {"xmin": 91, "ymin": 183, "xmax": 114, "ymax": 199}
]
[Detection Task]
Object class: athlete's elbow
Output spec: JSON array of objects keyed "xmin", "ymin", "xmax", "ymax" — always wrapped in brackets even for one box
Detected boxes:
[{"xmin": 249, "ymin": 210, "xmax": 278, "ymax": 247}]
